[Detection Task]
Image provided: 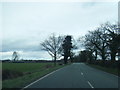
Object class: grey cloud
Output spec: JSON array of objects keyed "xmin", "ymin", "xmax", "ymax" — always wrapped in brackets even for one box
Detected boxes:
[{"xmin": 2, "ymin": 39, "xmax": 41, "ymax": 52}]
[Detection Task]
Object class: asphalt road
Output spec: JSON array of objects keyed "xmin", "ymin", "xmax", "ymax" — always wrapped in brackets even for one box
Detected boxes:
[{"xmin": 24, "ymin": 63, "xmax": 119, "ymax": 88}]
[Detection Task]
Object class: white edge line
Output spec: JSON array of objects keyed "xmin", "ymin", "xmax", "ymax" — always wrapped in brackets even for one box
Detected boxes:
[
  {"xmin": 87, "ymin": 81, "xmax": 94, "ymax": 88},
  {"xmin": 22, "ymin": 68, "xmax": 63, "ymax": 90}
]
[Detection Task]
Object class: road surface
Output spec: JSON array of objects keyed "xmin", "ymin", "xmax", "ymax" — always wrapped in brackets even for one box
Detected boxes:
[{"xmin": 24, "ymin": 63, "xmax": 119, "ymax": 88}]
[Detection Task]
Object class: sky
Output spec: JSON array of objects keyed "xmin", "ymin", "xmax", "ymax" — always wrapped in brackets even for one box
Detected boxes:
[{"xmin": 0, "ymin": 0, "xmax": 118, "ymax": 60}]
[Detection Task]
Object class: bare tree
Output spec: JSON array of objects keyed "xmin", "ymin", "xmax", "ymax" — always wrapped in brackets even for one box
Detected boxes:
[
  {"xmin": 40, "ymin": 34, "xmax": 64, "ymax": 66},
  {"xmin": 82, "ymin": 22, "xmax": 120, "ymax": 62},
  {"xmin": 84, "ymin": 28, "xmax": 108, "ymax": 63},
  {"xmin": 12, "ymin": 51, "xmax": 19, "ymax": 61},
  {"xmin": 103, "ymin": 22, "xmax": 120, "ymax": 62}
]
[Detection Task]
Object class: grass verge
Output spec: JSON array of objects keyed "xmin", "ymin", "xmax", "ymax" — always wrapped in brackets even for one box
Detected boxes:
[
  {"xmin": 86, "ymin": 64, "xmax": 119, "ymax": 76},
  {"xmin": 2, "ymin": 63, "xmax": 69, "ymax": 88}
]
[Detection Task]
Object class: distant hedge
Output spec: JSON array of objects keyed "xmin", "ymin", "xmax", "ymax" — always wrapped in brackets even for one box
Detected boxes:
[{"xmin": 88, "ymin": 60, "xmax": 119, "ymax": 68}]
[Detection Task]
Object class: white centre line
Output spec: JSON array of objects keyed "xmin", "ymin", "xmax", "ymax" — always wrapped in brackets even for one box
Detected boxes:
[
  {"xmin": 87, "ymin": 81, "xmax": 94, "ymax": 88},
  {"xmin": 81, "ymin": 72, "xmax": 83, "ymax": 75}
]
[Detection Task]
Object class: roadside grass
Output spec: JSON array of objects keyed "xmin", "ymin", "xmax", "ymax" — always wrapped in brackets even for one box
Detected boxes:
[
  {"xmin": 2, "ymin": 63, "xmax": 54, "ymax": 80},
  {"xmin": 2, "ymin": 62, "xmax": 69, "ymax": 88},
  {"xmin": 86, "ymin": 64, "xmax": 119, "ymax": 76}
]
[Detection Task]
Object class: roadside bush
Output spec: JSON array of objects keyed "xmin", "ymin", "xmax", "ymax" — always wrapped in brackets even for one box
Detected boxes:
[
  {"xmin": 89, "ymin": 60, "xmax": 118, "ymax": 68},
  {"xmin": 45, "ymin": 64, "xmax": 53, "ymax": 68},
  {"xmin": 2, "ymin": 69, "xmax": 23, "ymax": 80}
]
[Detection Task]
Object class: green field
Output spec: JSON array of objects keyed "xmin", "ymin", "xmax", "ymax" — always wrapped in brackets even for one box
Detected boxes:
[
  {"xmin": 2, "ymin": 62, "xmax": 68, "ymax": 88},
  {"xmin": 2, "ymin": 63, "xmax": 53, "ymax": 73}
]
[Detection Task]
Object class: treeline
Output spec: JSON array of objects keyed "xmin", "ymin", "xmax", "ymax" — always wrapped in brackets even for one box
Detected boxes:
[{"xmin": 74, "ymin": 22, "xmax": 120, "ymax": 68}]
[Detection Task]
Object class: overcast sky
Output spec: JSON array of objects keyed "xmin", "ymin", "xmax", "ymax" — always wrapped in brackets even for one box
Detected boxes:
[{"xmin": 0, "ymin": 1, "xmax": 118, "ymax": 60}]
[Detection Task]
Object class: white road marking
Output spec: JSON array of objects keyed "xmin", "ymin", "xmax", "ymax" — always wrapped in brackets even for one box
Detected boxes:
[
  {"xmin": 87, "ymin": 81, "xmax": 94, "ymax": 88},
  {"xmin": 22, "ymin": 68, "xmax": 63, "ymax": 90},
  {"xmin": 81, "ymin": 72, "xmax": 83, "ymax": 75}
]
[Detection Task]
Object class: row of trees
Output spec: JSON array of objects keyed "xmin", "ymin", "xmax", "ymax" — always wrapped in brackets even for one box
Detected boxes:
[
  {"xmin": 41, "ymin": 22, "xmax": 120, "ymax": 66},
  {"xmin": 78, "ymin": 22, "xmax": 120, "ymax": 64}
]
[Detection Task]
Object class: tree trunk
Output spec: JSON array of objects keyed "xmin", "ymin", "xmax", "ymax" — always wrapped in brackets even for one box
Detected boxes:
[
  {"xmin": 118, "ymin": 52, "xmax": 120, "ymax": 61},
  {"xmin": 111, "ymin": 52, "xmax": 116, "ymax": 62},
  {"xmin": 70, "ymin": 55, "xmax": 73, "ymax": 62},
  {"xmin": 101, "ymin": 50, "xmax": 106, "ymax": 64},
  {"xmin": 64, "ymin": 56, "xmax": 68, "ymax": 64},
  {"xmin": 54, "ymin": 53, "xmax": 56, "ymax": 66},
  {"xmin": 95, "ymin": 50, "xmax": 97, "ymax": 61}
]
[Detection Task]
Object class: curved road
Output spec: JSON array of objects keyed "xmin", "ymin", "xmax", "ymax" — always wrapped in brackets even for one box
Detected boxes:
[{"xmin": 23, "ymin": 63, "xmax": 119, "ymax": 88}]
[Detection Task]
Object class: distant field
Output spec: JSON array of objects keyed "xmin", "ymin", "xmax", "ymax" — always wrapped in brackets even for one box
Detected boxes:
[{"xmin": 2, "ymin": 62, "xmax": 67, "ymax": 88}]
